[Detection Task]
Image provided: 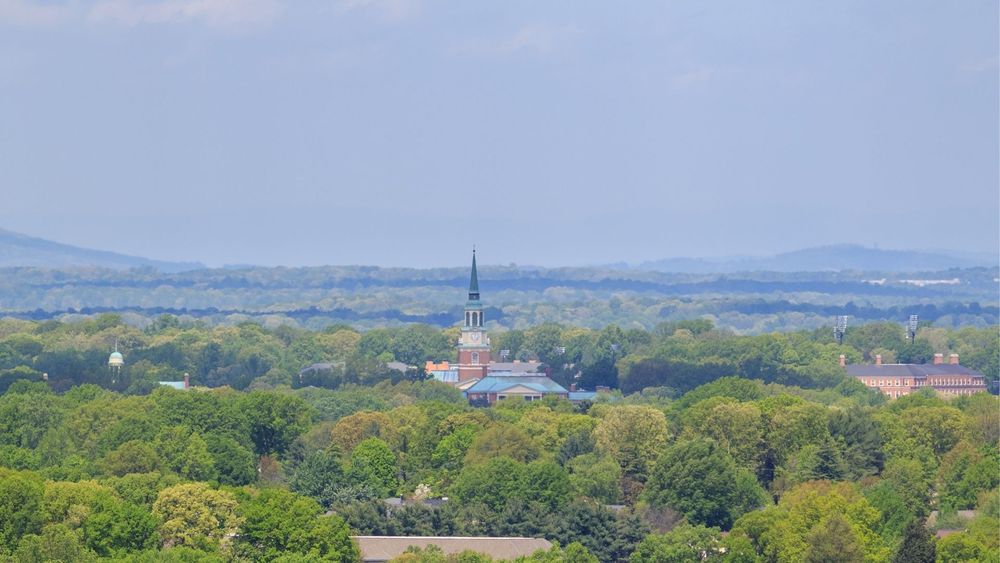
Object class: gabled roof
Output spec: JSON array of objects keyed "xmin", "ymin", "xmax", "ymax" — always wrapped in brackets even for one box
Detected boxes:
[
  {"xmin": 846, "ymin": 364, "xmax": 985, "ymax": 377},
  {"xmin": 352, "ymin": 536, "xmax": 551, "ymax": 562},
  {"xmin": 465, "ymin": 375, "xmax": 568, "ymax": 395}
]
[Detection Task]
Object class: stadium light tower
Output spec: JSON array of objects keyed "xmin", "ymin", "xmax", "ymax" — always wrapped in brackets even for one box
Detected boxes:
[
  {"xmin": 834, "ymin": 316, "xmax": 848, "ymax": 345},
  {"xmin": 906, "ymin": 315, "xmax": 919, "ymax": 342}
]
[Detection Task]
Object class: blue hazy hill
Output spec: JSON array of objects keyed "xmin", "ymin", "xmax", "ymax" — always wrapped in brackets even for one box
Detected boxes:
[
  {"xmin": 639, "ymin": 244, "xmax": 997, "ymax": 273},
  {"xmin": 0, "ymin": 228, "xmax": 203, "ymax": 272}
]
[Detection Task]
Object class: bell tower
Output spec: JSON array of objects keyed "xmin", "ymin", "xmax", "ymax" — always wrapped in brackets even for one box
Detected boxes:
[{"xmin": 457, "ymin": 250, "xmax": 490, "ymax": 382}]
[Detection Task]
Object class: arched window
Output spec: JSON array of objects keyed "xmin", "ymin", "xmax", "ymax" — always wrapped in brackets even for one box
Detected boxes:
[{"xmin": 471, "ymin": 352, "xmax": 479, "ymax": 364}]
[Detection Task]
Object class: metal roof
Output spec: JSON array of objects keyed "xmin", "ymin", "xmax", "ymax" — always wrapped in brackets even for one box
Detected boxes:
[
  {"xmin": 464, "ymin": 375, "xmax": 568, "ymax": 395},
  {"xmin": 353, "ymin": 536, "xmax": 551, "ymax": 562},
  {"xmin": 845, "ymin": 364, "xmax": 985, "ymax": 377}
]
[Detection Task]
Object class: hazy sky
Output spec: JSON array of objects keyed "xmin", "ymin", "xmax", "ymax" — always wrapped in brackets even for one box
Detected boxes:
[{"xmin": 1, "ymin": 1, "xmax": 997, "ymax": 267}]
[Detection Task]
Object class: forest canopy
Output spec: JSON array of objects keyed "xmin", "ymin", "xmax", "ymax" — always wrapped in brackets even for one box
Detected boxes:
[{"xmin": 0, "ymin": 316, "xmax": 996, "ymax": 562}]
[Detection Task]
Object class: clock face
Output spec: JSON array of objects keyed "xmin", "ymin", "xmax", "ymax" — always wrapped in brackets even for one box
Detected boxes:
[{"xmin": 471, "ymin": 332, "xmax": 480, "ymax": 342}]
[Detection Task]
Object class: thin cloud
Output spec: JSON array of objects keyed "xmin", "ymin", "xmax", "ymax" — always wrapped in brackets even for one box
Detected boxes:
[
  {"xmin": 960, "ymin": 56, "xmax": 999, "ymax": 73},
  {"xmin": 499, "ymin": 23, "xmax": 582, "ymax": 54},
  {"xmin": 335, "ymin": 0, "xmax": 418, "ymax": 22},
  {"xmin": 455, "ymin": 23, "xmax": 583, "ymax": 59},
  {"xmin": 88, "ymin": 0, "xmax": 284, "ymax": 28},
  {"xmin": 672, "ymin": 66, "xmax": 714, "ymax": 87},
  {"xmin": 0, "ymin": 0, "xmax": 75, "ymax": 27}
]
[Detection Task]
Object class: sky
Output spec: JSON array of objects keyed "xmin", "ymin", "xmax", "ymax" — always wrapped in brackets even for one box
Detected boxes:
[{"xmin": 1, "ymin": 1, "xmax": 997, "ymax": 268}]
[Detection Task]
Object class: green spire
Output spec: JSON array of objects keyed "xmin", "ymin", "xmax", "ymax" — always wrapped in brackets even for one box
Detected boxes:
[{"xmin": 468, "ymin": 249, "xmax": 480, "ymax": 300}]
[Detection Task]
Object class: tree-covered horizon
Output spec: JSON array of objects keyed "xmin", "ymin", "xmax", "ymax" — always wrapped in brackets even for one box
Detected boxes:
[
  {"xmin": 2, "ymin": 265, "xmax": 996, "ymax": 334},
  {"xmin": 0, "ymin": 315, "xmax": 997, "ymax": 561}
]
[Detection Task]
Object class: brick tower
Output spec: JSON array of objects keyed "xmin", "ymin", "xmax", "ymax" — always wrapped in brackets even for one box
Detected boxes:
[{"xmin": 457, "ymin": 250, "xmax": 490, "ymax": 382}]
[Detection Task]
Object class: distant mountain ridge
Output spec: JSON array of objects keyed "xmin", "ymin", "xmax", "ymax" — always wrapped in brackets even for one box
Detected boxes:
[
  {"xmin": 0, "ymin": 228, "xmax": 203, "ymax": 272},
  {"xmin": 638, "ymin": 244, "xmax": 997, "ymax": 273},
  {"xmin": 0, "ymin": 229, "xmax": 994, "ymax": 274}
]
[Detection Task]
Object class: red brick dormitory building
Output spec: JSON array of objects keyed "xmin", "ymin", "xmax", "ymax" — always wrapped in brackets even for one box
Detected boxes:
[{"xmin": 844, "ymin": 352, "xmax": 988, "ymax": 398}]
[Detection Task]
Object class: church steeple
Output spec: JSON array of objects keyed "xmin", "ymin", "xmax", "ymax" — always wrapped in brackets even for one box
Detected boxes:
[
  {"xmin": 457, "ymin": 249, "xmax": 490, "ymax": 382},
  {"xmin": 468, "ymin": 249, "xmax": 480, "ymax": 301}
]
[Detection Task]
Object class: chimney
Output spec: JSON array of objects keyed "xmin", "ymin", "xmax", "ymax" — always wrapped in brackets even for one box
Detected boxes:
[
  {"xmin": 933, "ymin": 353, "xmax": 944, "ymax": 365},
  {"xmin": 875, "ymin": 354, "xmax": 882, "ymax": 366},
  {"xmin": 570, "ymin": 383, "xmax": 578, "ymax": 392},
  {"xmin": 839, "ymin": 354, "xmax": 846, "ymax": 367},
  {"xmin": 183, "ymin": 373, "xmax": 190, "ymax": 390},
  {"xmin": 949, "ymin": 353, "xmax": 959, "ymax": 365}
]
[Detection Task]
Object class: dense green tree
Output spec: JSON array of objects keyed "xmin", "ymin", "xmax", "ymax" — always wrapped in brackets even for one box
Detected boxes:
[
  {"xmin": 151, "ymin": 483, "xmax": 240, "ymax": 550},
  {"xmin": 205, "ymin": 434, "xmax": 257, "ymax": 486},
  {"xmin": 349, "ymin": 438, "xmax": 398, "ymax": 497},
  {"xmin": 643, "ymin": 439, "xmax": 769, "ymax": 529},
  {"xmin": 592, "ymin": 405, "xmax": 668, "ymax": 480},
  {"xmin": 804, "ymin": 514, "xmax": 864, "ymax": 563},
  {"xmin": 0, "ymin": 469, "xmax": 44, "ymax": 553},
  {"xmin": 892, "ymin": 519, "xmax": 935, "ymax": 563},
  {"xmin": 83, "ymin": 499, "xmax": 158, "ymax": 556},
  {"xmin": 935, "ymin": 533, "xmax": 987, "ymax": 563},
  {"xmin": 292, "ymin": 449, "xmax": 347, "ymax": 507},
  {"xmin": 936, "ymin": 441, "xmax": 999, "ymax": 511},
  {"xmin": 235, "ymin": 488, "xmax": 358, "ymax": 562},
  {"xmin": 464, "ymin": 424, "xmax": 541, "ymax": 465},
  {"xmin": 13, "ymin": 524, "xmax": 97, "ymax": 563},
  {"xmin": 451, "ymin": 457, "xmax": 526, "ymax": 513},
  {"xmin": 630, "ymin": 524, "xmax": 722, "ymax": 563},
  {"xmin": 156, "ymin": 427, "xmax": 217, "ymax": 482},
  {"xmin": 241, "ymin": 392, "xmax": 315, "ymax": 456},
  {"xmin": 567, "ymin": 453, "xmax": 621, "ymax": 504},
  {"xmin": 0, "ymin": 391, "xmax": 63, "ymax": 449},
  {"xmin": 827, "ymin": 407, "xmax": 884, "ymax": 480},
  {"xmin": 103, "ymin": 440, "xmax": 163, "ymax": 476}
]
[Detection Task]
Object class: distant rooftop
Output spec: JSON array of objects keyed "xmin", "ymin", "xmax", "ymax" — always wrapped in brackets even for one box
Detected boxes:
[
  {"xmin": 488, "ymin": 361, "xmax": 542, "ymax": 374},
  {"xmin": 465, "ymin": 375, "xmax": 567, "ymax": 395},
  {"xmin": 846, "ymin": 364, "xmax": 984, "ymax": 377},
  {"xmin": 352, "ymin": 536, "xmax": 551, "ymax": 562}
]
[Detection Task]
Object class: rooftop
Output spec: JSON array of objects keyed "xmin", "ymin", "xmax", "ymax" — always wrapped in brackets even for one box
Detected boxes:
[
  {"xmin": 465, "ymin": 375, "xmax": 568, "ymax": 395},
  {"xmin": 352, "ymin": 536, "xmax": 551, "ymax": 562},
  {"xmin": 846, "ymin": 364, "xmax": 985, "ymax": 377}
]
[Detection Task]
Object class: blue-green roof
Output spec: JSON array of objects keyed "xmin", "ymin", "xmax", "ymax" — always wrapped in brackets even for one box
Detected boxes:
[{"xmin": 465, "ymin": 375, "xmax": 567, "ymax": 395}]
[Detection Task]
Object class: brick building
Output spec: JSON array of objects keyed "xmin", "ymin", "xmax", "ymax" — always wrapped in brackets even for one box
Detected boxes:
[{"xmin": 844, "ymin": 353, "xmax": 988, "ymax": 398}]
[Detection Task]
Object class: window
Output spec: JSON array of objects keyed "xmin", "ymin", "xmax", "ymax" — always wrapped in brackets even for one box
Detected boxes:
[{"xmin": 471, "ymin": 352, "xmax": 479, "ymax": 364}]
